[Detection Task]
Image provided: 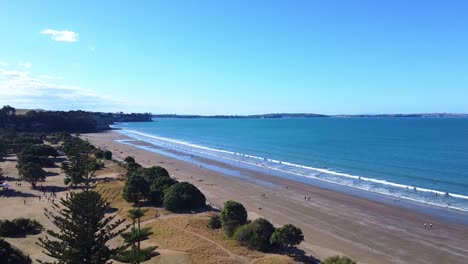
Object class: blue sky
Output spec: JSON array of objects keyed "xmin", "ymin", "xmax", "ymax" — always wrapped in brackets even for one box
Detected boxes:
[{"xmin": 0, "ymin": 0, "xmax": 467, "ymax": 114}]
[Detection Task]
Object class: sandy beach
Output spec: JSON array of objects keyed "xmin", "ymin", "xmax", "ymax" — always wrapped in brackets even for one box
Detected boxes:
[{"xmin": 79, "ymin": 131, "xmax": 468, "ymax": 264}]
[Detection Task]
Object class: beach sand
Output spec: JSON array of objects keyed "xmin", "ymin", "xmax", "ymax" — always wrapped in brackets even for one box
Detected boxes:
[{"xmin": 81, "ymin": 131, "xmax": 468, "ymax": 264}]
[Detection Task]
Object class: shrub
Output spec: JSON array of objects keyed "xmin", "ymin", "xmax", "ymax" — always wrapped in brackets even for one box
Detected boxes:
[
  {"xmin": 270, "ymin": 224, "xmax": 304, "ymax": 251},
  {"xmin": 142, "ymin": 166, "xmax": 169, "ymax": 181},
  {"xmin": 233, "ymin": 223, "xmax": 254, "ymax": 244},
  {"xmin": 104, "ymin": 150, "xmax": 112, "ymax": 160},
  {"xmin": 321, "ymin": 255, "xmax": 357, "ymax": 264},
  {"xmin": 148, "ymin": 176, "xmax": 177, "ymax": 206},
  {"xmin": 208, "ymin": 214, "xmax": 222, "ymax": 229},
  {"xmin": 233, "ymin": 218, "xmax": 274, "ymax": 251},
  {"xmin": 123, "ymin": 174, "xmax": 150, "ymax": 204},
  {"xmin": 163, "ymin": 182, "xmax": 206, "ymax": 211},
  {"xmin": 220, "ymin": 200, "xmax": 247, "ymax": 237},
  {"xmin": 94, "ymin": 149, "xmax": 104, "ymax": 159},
  {"xmin": 124, "ymin": 156, "xmax": 136, "ymax": 163}
]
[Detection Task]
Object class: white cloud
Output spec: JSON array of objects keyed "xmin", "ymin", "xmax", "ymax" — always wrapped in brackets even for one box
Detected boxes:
[
  {"xmin": 0, "ymin": 61, "xmax": 8, "ymax": 67},
  {"xmin": 39, "ymin": 75, "xmax": 63, "ymax": 80},
  {"xmin": 88, "ymin": 45, "xmax": 96, "ymax": 52},
  {"xmin": 19, "ymin": 61, "xmax": 32, "ymax": 69},
  {"xmin": 0, "ymin": 68, "xmax": 120, "ymax": 111},
  {"xmin": 40, "ymin": 29, "xmax": 79, "ymax": 42}
]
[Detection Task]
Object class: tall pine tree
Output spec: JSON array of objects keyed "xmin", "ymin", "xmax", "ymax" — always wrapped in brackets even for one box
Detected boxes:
[
  {"xmin": 115, "ymin": 208, "xmax": 158, "ymax": 263},
  {"xmin": 37, "ymin": 168, "xmax": 127, "ymax": 264}
]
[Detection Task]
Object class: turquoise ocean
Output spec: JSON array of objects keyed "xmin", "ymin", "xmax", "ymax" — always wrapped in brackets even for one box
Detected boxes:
[{"xmin": 112, "ymin": 118, "xmax": 468, "ymax": 212}]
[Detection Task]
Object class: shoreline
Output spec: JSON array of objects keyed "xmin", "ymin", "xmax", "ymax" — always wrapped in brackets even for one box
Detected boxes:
[
  {"xmin": 112, "ymin": 126, "xmax": 468, "ymax": 214},
  {"xmin": 82, "ymin": 131, "xmax": 468, "ymax": 264}
]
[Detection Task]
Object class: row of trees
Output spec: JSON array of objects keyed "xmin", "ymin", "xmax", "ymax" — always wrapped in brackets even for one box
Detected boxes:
[
  {"xmin": 17, "ymin": 144, "xmax": 59, "ymax": 189},
  {"xmin": 122, "ymin": 158, "xmax": 206, "ymax": 212},
  {"xmin": 209, "ymin": 200, "xmax": 304, "ymax": 253}
]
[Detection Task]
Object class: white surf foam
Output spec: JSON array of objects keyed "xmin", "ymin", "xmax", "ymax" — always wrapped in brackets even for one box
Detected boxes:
[{"xmin": 115, "ymin": 128, "xmax": 468, "ymax": 212}]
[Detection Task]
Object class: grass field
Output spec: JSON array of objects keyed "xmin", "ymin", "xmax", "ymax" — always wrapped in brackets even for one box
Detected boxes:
[{"xmin": 96, "ymin": 180, "xmax": 298, "ymax": 263}]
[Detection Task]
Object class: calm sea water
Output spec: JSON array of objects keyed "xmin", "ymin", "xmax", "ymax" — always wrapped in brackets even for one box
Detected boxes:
[{"xmin": 113, "ymin": 118, "xmax": 468, "ymax": 211}]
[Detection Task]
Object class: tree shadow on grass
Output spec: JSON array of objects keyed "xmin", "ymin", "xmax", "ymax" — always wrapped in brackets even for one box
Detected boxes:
[
  {"xmin": 4, "ymin": 228, "xmax": 44, "ymax": 238},
  {"xmin": 52, "ymin": 157, "xmax": 67, "ymax": 163},
  {"xmin": 45, "ymin": 171, "xmax": 60, "ymax": 177},
  {"xmin": 288, "ymin": 247, "xmax": 321, "ymax": 264},
  {"xmin": 38, "ymin": 185, "xmax": 68, "ymax": 193},
  {"xmin": 106, "ymin": 207, "xmax": 119, "ymax": 214}
]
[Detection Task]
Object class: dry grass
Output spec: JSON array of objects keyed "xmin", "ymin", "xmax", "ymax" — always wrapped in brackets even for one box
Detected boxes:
[{"xmin": 96, "ymin": 180, "xmax": 297, "ymax": 264}]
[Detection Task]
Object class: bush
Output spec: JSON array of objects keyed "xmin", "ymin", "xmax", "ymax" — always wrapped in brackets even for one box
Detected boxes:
[
  {"xmin": 142, "ymin": 166, "xmax": 169, "ymax": 181},
  {"xmin": 148, "ymin": 176, "xmax": 177, "ymax": 206},
  {"xmin": 163, "ymin": 182, "xmax": 206, "ymax": 211},
  {"xmin": 208, "ymin": 214, "xmax": 222, "ymax": 229},
  {"xmin": 233, "ymin": 223, "xmax": 254, "ymax": 244},
  {"xmin": 123, "ymin": 175, "xmax": 150, "ymax": 204},
  {"xmin": 124, "ymin": 156, "xmax": 136, "ymax": 163},
  {"xmin": 270, "ymin": 224, "xmax": 304, "ymax": 251},
  {"xmin": 94, "ymin": 149, "xmax": 104, "ymax": 159},
  {"xmin": 104, "ymin": 150, "xmax": 112, "ymax": 160},
  {"xmin": 0, "ymin": 218, "xmax": 43, "ymax": 236},
  {"xmin": 220, "ymin": 200, "xmax": 247, "ymax": 237},
  {"xmin": 0, "ymin": 238, "xmax": 32, "ymax": 264},
  {"xmin": 233, "ymin": 218, "xmax": 274, "ymax": 251},
  {"xmin": 321, "ymin": 255, "xmax": 357, "ymax": 264}
]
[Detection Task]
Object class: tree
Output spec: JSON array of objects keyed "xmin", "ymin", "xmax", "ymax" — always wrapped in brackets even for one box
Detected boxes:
[
  {"xmin": 0, "ymin": 167, "xmax": 4, "ymax": 181},
  {"xmin": 62, "ymin": 153, "xmax": 95, "ymax": 187},
  {"xmin": 115, "ymin": 209, "xmax": 158, "ymax": 263},
  {"xmin": 94, "ymin": 149, "xmax": 104, "ymax": 159},
  {"xmin": 270, "ymin": 224, "xmax": 304, "ymax": 251},
  {"xmin": 124, "ymin": 156, "xmax": 136, "ymax": 163},
  {"xmin": 163, "ymin": 182, "xmax": 206, "ymax": 212},
  {"xmin": 141, "ymin": 166, "xmax": 169, "ymax": 181},
  {"xmin": 104, "ymin": 150, "xmax": 112, "ymax": 160},
  {"xmin": 19, "ymin": 162, "xmax": 46, "ymax": 189},
  {"xmin": 123, "ymin": 175, "xmax": 150, "ymax": 204},
  {"xmin": 0, "ymin": 238, "xmax": 32, "ymax": 264},
  {"xmin": 207, "ymin": 214, "xmax": 222, "ymax": 229},
  {"xmin": 148, "ymin": 176, "xmax": 177, "ymax": 206},
  {"xmin": 37, "ymin": 190, "xmax": 126, "ymax": 264},
  {"xmin": 321, "ymin": 255, "xmax": 357, "ymax": 264},
  {"xmin": 0, "ymin": 139, "xmax": 6, "ymax": 160},
  {"xmin": 233, "ymin": 218, "xmax": 274, "ymax": 251},
  {"xmin": 220, "ymin": 200, "xmax": 247, "ymax": 237}
]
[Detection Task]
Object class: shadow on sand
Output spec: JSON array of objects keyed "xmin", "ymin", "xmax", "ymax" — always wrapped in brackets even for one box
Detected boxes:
[{"xmin": 0, "ymin": 189, "xmax": 38, "ymax": 198}]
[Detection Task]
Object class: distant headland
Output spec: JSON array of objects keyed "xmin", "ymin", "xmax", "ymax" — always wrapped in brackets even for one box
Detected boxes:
[{"xmin": 152, "ymin": 113, "xmax": 468, "ymax": 119}]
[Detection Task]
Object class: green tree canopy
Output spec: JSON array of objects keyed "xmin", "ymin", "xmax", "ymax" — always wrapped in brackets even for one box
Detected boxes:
[
  {"xmin": 233, "ymin": 218, "xmax": 275, "ymax": 251},
  {"xmin": 321, "ymin": 255, "xmax": 357, "ymax": 264},
  {"xmin": 220, "ymin": 200, "xmax": 248, "ymax": 237},
  {"xmin": 37, "ymin": 190, "xmax": 126, "ymax": 264},
  {"xmin": 19, "ymin": 162, "xmax": 46, "ymax": 189},
  {"xmin": 270, "ymin": 224, "xmax": 304, "ymax": 251},
  {"xmin": 62, "ymin": 153, "xmax": 95, "ymax": 187},
  {"xmin": 123, "ymin": 174, "xmax": 150, "ymax": 204},
  {"xmin": 124, "ymin": 156, "xmax": 136, "ymax": 163},
  {"xmin": 104, "ymin": 150, "xmax": 112, "ymax": 160},
  {"xmin": 148, "ymin": 176, "xmax": 177, "ymax": 206},
  {"xmin": 163, "ymin": 182, "xmax": 206, "ymax": 212}
]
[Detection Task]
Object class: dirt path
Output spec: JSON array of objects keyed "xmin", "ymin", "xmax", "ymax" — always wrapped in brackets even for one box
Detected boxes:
[{"xmin": 141, "ymin": 215, "xmax": 251, "ymax": 263}]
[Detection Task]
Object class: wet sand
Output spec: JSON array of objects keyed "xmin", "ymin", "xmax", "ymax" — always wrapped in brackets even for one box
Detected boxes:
[{"xmin": 81, "ymin": 131, "xmax": 468, "ymax": 264}]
